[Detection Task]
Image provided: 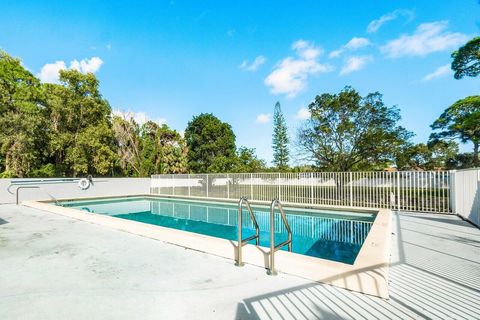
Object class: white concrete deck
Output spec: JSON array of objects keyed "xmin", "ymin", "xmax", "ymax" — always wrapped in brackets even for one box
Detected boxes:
[{"xmin": 0, "ymin": 205, "xmax": 479, "ymax": 319}]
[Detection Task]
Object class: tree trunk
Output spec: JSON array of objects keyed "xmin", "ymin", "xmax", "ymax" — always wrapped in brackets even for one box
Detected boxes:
[{"xmin": 474, "ymin": 142, "xmax": 479, "ymax": 167}]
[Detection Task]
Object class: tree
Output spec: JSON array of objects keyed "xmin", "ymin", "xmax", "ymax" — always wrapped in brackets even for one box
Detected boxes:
[
  {"xmin": 112, "ymin": 115, "xmax": 188, "ymax": 176},
  {"xmin": 272, "ymin": 102, "xmax": 289, "ymax": 170},
  {"xmin": 446, "ymin": 152, "xmax": 478, "ymax": 169},
  {"xmin": 395, "ymin": 140, "xmax": 458, "ymax": 170},
  {"xmin": 44, "ymin": 70, "xmax": 117, "ymax": 176},
  {"xmin": 297, "ymin": 87, "xmax": 413, "ymax": 171},
  {"xmin": 233, "ymin": 147, "xmax": 266, "ymax": 173},
  {"xmin": 430, "ymin": 96, "xmax": 480, "ymax": 167},
  {"xmin": 112, "ymin": 115, "xmax": 143, "ymax": 176},
  {"xmin": 184, "ymin": 113, "xmax": 236, "ymax": 173},
  {"xmin": 0, "ymin": 51, "xmax": 47, "ymax": 177},
  {"xmin": 155, "ymin": 124, "xmax": 188, "ymax": 174},
  {"xmin": 452, "ymin": 37, "xmax": 480, "ymax": 79}
]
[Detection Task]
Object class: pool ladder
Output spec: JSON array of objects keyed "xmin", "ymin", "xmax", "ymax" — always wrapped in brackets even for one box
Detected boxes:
[
  {"xmin": 268, "ymin": 199, "xmax": 292, "ymax": 275},
  {"xmin": 235, "ymin": 197, "xmax": 292, "ymax": 276},
  {"xmin": 235, "ymin": 196, "xmax": 260, "ymax": 266}
]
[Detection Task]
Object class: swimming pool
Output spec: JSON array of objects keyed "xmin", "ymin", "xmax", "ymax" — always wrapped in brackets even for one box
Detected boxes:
[{"xmin": 59, "ymin": 196, "xmax": 374, "ymax": 264}]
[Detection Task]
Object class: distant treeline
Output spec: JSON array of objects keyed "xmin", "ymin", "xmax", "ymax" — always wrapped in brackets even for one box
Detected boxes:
[{"xmin": 0, "ymin": 41, "xmax": 478, "ymax": 177}]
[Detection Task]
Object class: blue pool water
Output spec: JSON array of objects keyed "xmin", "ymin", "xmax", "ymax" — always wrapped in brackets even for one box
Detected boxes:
[{"xmin": 58, "ymin": 196, "xmax": 375, "ymax": 264}]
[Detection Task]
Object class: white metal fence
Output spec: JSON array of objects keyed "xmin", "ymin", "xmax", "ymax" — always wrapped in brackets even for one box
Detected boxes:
[
  {"xmin": 151, "ymin": 171, "xmax": 451, "ymax": 213},
  {"xmin": 450, "ymin": 169, "xmax": 480, "ymax": 226}
]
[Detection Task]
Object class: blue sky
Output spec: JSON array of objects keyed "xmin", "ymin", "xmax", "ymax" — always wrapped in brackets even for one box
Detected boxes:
[{"xmin": 1, "ymin": 0, "xmax": 478, "ymax": 164}]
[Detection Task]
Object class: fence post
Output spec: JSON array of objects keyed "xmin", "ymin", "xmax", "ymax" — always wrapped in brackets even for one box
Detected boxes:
[
  {"xmin": 250, "ymin": 173, "xmax": 253, "ymax": 200},
  {"xmin": 188, "ymin": 174, "xmax": 191, "ymax": 197},
  {"xmin": 227, "ymin": 173, "xmax": 230, "ymax": 199},
  {"xmin": 206, "ymin": 174, "xmax": 209, "ymax": 198},
  {"xmin": 349, "ymin": 172, "xmax": 353, "ymax": 207},
  {"xmin": 449, "ymin": 170, "xmax": 455, "ymax": 214},
  {"xmin": 310, "ymin": 172, "xmax": 314, "ymax": 204},
  {"xmin": 396, "ymin": 171, "xmax": 400, "ymax": 210},
  {"xmin": 172, "ymin": 175, "xmax": 175, "ymax": 196},
  {"xmin": 278, "ymin": 173, "xmax": 281, "ymax": 201}
]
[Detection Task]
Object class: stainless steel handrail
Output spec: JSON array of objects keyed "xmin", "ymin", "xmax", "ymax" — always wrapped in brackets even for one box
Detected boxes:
[
  {"xmin": 15, "ymin": 186, "xmax": 61, "ymax": 205},
  {"xmin": 16, "ymin": 186, "xmax": 40, "ymax": 205},
  {"xmin": 235, "ymin": 196, "xmax": 260, "ymax": 267},
  {"xmin": 267, "ymin": 198, "xmax": 292, "ymax": 275}
]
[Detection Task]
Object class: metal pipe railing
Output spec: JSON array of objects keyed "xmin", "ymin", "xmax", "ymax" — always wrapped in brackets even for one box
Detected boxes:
[
  {"xmin": 268, "ymin": 198, "xmax": 292, "ymax": 275},
  {"xmin": 235, "ymin": 196, "xmax": 260, "ymax": 267},
  {"xmin": 16, "ymin": 186, "xmax": 40, "ymax": 205}
]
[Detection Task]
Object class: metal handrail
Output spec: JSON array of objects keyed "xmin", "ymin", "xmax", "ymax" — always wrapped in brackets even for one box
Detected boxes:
[
  {"xmin": 268, "ymin": 198, "xmax": 292, "ymax": 275},
  {"xmin": 235, "ymin": 196, "xmax": 260, "ymax": 267},
  {"xmin": 15, "ymin": 186, "xmax": 61, "ymax": 205},
  {"xmin": 16, "ymin": 186, "xmax": 40, "ymax": 205},
  {"xmin": 8, "ymin": 175, "xmax": 94, "ymax": 193}
]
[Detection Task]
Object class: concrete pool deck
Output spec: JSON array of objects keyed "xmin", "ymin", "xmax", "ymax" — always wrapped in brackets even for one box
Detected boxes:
[{"xmin": 0, "ymin": 205, "xmax": 479, "ymax": 319}]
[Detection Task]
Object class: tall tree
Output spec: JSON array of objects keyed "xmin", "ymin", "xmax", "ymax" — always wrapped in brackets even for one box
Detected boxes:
[
  {"xmin": 272, "ymin": 102, "xmax": 289, "ymax": 170},
  {"xmin": 0, "ymin": 51, "xmax": 47, "ymax": 177},
  {"xmin": 112, "ymin": 115, "xmax": 143, "ymax": 176},
  {"xmin": 44, "ymin": 70, "xmax": 116, "ymax": 176},
  {"xmin": 297, "ymin": 87, "xmax": 412, "ymax": 171},
  {"xmin": 430, "ymin": 96, "xmax": 480, "ymax": 167},
  {"xmin": 452, "ymin": 37, "xmax": 480, "ymax": 79},
  {"xmin": 233, "ymin": 147, "xmax": 267, "ymax": 173},
  {"xmin": 156, "ymin": 124, "xmax": 188, "ymax": 174},
  {"xmin": 112, "ymin": 115, "xmax": 188, "ymax": 176},
  {"xmin": 184, "ymin": 113, "xmax": 236, "ymax": 173}
]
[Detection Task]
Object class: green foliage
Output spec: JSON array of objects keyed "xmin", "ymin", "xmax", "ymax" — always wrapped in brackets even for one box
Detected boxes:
[
  {"xmin": 297, "ymin": 86, "xmax": 413, "ymax": 171},
  {"xmin": 44, "ymin": 70, "xmax": 117, "ymax": 176},
  {"xmin": 451, "ymin": 37, "xmax": 480, "ymax": 79},
  {"xmin": 185, "ymin": 113, "xmax": 236, "ymax": 173},
  {"xmin": 156, "ymin": 124, "xmax": 188, "ymax": 174},
  {"xmin": 112, "ymin": 116, "xmax": 188, "ymax": 176},
  {"xmin": 446, "ymin": 152, "xmax": 479, "ymax": 169},
  {"xmin": 0, "ymin": 51, "xmax": 47, "ymax": 177},
  {"xmin": 430, "ymin": 96, "xmax": 480, "ymax": 166},
  {"xmin": 395, "ymin": 140, "xmax": 458, "ymax": 170},
  {"xmin": 272, "ymin": 102, "xmax": 289, "ymax": 170},
  {"xmin": 233, "ymin": 147, "xmax": 267, "ymax": 173},
  {"xmin": 28, "ymin": 163, "xmax": 56, "ymax": 178}
]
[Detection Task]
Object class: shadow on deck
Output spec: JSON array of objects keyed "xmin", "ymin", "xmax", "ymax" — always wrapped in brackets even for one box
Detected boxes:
[{"xmin": 235, "ymin": 212, "xmax": 480, "ymax": 319}]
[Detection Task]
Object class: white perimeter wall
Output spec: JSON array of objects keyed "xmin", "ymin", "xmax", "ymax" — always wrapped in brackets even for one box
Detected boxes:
[
  {"xmin": 0, "ymin": 178, "xmax": 151, "ymax": 204},
  {"xmin": 451, "ymin": 169, "xmax": 480, "ymax": 227}
]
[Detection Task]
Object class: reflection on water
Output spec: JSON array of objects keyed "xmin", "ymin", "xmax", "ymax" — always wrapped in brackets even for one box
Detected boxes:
[
  {"xmin": 150, "ymin": 200, "xmax": 372, "ymax": 246},
  {"xmin": 62, "ymin": 197, "xmax": 373, "ymax": 264}
]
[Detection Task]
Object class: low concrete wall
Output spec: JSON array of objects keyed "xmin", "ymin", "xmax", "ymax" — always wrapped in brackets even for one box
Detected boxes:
[{"xmin": 0, "ymin": 178, "xmax": 151, "ymax": 204}]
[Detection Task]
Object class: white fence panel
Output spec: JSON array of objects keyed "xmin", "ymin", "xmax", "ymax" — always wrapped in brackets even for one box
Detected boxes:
[
  {"xmin": 451, "ymin": 169, "xmax": 480, "ymax": 226},
  {"xmin": 151, "ymin": 171, "xmax": 452, "ymax": 213}
]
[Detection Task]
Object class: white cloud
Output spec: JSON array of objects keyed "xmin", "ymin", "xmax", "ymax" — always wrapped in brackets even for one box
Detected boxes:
[
  {"xmin": 37, "ymin": 61, "xmax": 67, "ymax": 83},
  {"xmin": 265, "ymin": 40, "xmax": 332, "ymax": 98},
  {"xmin": 294, "ymin": 107, "xmax": 311, "ymax": 120},
  {"xmin": 367, "ymin": 9, "xmax": 414, "ymax": 33},
  {"xmin": 344, "ymin": 37, "xmax": 371, "ymax": 50},
  {"xmin": 381, "ymin": 21, "xmax": 469, "ymax": 58},
  {"xmin": 255, "ymin": 113, "xmax": 271, "ymax": 124},
  {"xmin": 329, "ymin": 37, "xmax": 370, "ymax": 58},
  {"xmin": 328, "ymin": 50, "xmax": 343, "ymax": 58},
  {"xmin": 37, "ymin": 57, "xmax": 104, "ymax": 83},
  {"xmin": 239, "ymin": 55, "xmax": 266, "ymax": 71},
  {"xmin": 340, "ymin": 55, "xmax": 373, "ymax": 75},
  {"xmin": 423, "ymin": 64, "xmax": 452, "ymax": 81},
  {"xmin": 113, "ymin": 109, "xmax": 167, "ymax": 126}
]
